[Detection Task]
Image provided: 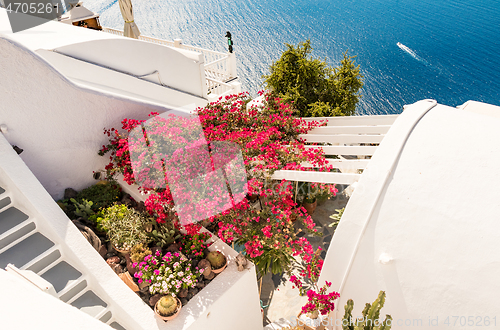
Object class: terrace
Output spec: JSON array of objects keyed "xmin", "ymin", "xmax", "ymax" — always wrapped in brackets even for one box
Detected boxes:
[{"xmin": 2, "ymin": 7, "xmax": 500, "ymax": 330}]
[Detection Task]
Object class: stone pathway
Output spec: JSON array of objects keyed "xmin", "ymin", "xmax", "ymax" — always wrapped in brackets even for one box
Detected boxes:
[{"xmin": 260, "ymin": 185, "xmax": 353, "ymax": 327}]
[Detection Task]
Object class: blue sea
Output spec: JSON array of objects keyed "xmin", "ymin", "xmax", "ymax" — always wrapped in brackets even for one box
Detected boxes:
[{"xmin": 84, "ymin": 0, "xmax": 500, "ymax": 115}]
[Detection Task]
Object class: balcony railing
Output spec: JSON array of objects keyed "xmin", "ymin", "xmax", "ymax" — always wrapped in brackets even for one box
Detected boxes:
[
  {"xmin": 270, "ymin": 114, "xmax": 400, "ymax": 185},
  {"xmin": 102, "ymin": 27, "xmax": 239, "ymax": 99}
]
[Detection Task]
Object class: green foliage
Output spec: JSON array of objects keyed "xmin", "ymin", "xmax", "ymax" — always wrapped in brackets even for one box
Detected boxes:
[
  {"xmin": 147, "ymin": 222, "xmax": 181, "ymax": 248},
  {"xmin": 70, "ymin": 198, "xmax": 95, "ymax": 220},
  {"xmin": 58, "ymin": 181, "xmax": 122, "ymax": 220},
  {"xmin": 130, "ymin": 243, "xmax": 152, "ymax": 263},
  {"xmin": 157, "ymin": 295, "xmax": 179, "ymax": 316},
  {"xmin": 98, "ymin": 204, "xmax": 152, "ymax": 251},
  {"xmin": 253, "ymin": 246, "xmax": 295, "ymax": 276},
  {"xmin": 75, "ymin": 181, "xmax": 122, "ymax": 211},
  {"xmin": 297, "ymin": 181, "xmax": 336, "ymax": 204},
  {"xmin": 263, "ymin": 40, "xmax": 363, "ymax": 117},
  {"xmin": 206, "ymin": 251, "xmax": 226, "ymax": 269},
  {"xmin": 329, "ymin": 207, "xmax": 345, "ymax": 227},
  {"xmin": 342, "ymin": 291, "xmax": 392, "ymax": 330}
]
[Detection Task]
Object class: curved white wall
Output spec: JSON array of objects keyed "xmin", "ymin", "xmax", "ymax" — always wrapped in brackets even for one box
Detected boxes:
[
  {"xmin": 320, "ymin": 100, "xmax": 500, "ymax": 329},
  {"xmin": 0, "ymin": 37, "xmax": 201, "ymax": 199},
  {"xmin": 54, "ymin": 38, "xmax": 206, "ymax": 97}
]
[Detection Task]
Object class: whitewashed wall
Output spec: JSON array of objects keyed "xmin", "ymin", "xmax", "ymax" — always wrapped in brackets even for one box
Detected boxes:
[
  {"xmin": 53, "ymin": 38, "xmax": 207, "ymax": 98},
  {"xmin": 319, "ymin": 100, "xmax": 500, "ymax": 329},
  {"xmin": 0, "ymin": 37, "xmax": 204, "ymax": 200}
]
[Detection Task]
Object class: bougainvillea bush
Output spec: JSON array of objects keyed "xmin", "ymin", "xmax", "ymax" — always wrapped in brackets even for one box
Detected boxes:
[
  {"xmin": 99, "ymin": 91, "xmax": 337, "ymax": 275},
  {"xmin": 290, "ymin": 247, "xmax": 340, "ymax": 317}
]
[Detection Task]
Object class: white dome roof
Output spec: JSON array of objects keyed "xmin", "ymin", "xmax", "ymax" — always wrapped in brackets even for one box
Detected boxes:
[{"xmin": 321, "ymin": 99, "xmax": 500, "ymax": 328}]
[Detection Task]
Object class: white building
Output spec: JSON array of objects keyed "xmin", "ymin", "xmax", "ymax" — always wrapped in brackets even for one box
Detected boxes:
[
  {"xmin": 0, "ymin": 9, "xmax": 260, "ymax": 330},
  {"xmin": 319, "ymin": 100, "xmax": 500, "ymax": 329},
  {"xmin": 2, "ymin": 7, "xmax": 500, "ymax": 330}
]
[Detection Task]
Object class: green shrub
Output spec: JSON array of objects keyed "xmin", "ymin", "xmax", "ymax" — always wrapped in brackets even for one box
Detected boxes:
[
  {"xmin": 75, "ymin": 181, "xmax": 122, "ymax": 211},
  {"xmin": 98, "ymin": 204, "xmax": 152, "ymax": 251},
  {"xmin": 263, "ymin": 40, "xmax": 363, "ymax": 117},
  {"xmin": 58, "ymin": 181, "xmax": 122, "ymax": 220}
]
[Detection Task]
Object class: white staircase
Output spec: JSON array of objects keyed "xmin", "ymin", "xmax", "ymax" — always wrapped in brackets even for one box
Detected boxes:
[
  {"xmin": 0, "ymin": 182, "xmax": 126, "ymax": 329},
  {"xmin": 0, "ymin": 134, "xmax": 136, "ymax": 329}
]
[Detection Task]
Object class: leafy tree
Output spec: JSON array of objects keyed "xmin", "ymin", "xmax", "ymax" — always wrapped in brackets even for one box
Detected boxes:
[{"xmin": 263, "ymin": 40, "xmax": 363, "ymax": 117}]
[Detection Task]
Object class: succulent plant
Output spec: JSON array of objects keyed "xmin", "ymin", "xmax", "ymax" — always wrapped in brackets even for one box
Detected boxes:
[
  {"xmin": 207, "ymin": 251, "xmax": 226, "ymax": 269},
  {"xmin": 157, "ymin": 295, "xmax": 179, "ymax": 317},
  {"xmin": 147, "ymin": 222, "xmax": 181, "ymax": 248},
  {"xmin": 342, "ymin": 291, "xmax": 392, "ymax": 330},
  {"xmin": 130, "ymin": 243, "xmax": 152, "ymax": 263},
  {"xmin": 70, "ymin": 198, "xmax": 96, "ymax": 220},
  {"xmin": 99, "ymin": 204, "xmax": 152, "ymax": 251}
]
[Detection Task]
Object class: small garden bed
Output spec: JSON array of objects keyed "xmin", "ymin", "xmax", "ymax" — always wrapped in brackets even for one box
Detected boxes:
[
  {"xmin": 58, "ymin": 180, "xmax": 231, "ymax": 321},
  {"xmin": 58, "ymin": 91, "xmax": 346, "ymax": 323}
]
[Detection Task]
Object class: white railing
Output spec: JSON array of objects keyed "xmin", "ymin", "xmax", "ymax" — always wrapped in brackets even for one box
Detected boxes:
[
  {"xmin": 271, "ymin": 114, "xmax": 399, "ymax": 185},
  {"xmin": 206, "ymin": 77, "xmax": 234, "ymax": 97},
  {"xmin": 101, "ymin": 27, "xmax": 237, "ymax": 96}
]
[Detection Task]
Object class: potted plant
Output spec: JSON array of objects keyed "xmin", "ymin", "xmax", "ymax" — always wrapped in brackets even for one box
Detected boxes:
[
  {"xmin": 97, "ymin": 204, "xmax": 152, "ymax": 253},
  {"xmin": 134, "ymin": 251, "xmax": 202, "ymax": 296},
  {"xmin": 297, "ymin": 182, "xmax": 337, "ymax": 216},
  {"xmin": 154, "ymin": 295, "xmax": 182, "ymax": 321},
  {"xmin": 206, "ymin": 250, "xmax": 227, "ymax": 274},
  {"xmin": 302, "ymin": 196, "xmax": 318, "ymax": 216},
  {"xmin": 128, "ymin": 243, "xmax": 152, "ymax": 276},
  {"xmin": 179, "ymin": 232, "xmax": 211, "ymax": 260}
]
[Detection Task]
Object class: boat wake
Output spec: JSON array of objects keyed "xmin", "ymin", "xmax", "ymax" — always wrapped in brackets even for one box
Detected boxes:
[{"xmin": 397, "ymin": 42, "xmax": 428, "ymax": 65}]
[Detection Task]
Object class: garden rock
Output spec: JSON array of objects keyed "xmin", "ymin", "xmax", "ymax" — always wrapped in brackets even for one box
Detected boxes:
[
  {"xmin": 106, "ymin": 256, "xmax": 121, "ymax": 265},
  {"xmin": 178, "ymin": 289, "xmax": 188, "ymax": 298},
  {"xmin": 110, "ymin": 263, "xmax": 124, "ymax": 275},
  {"xmin": 196, "ymin": 281, "xmax": 205, "ymax": 289},
  {"xmin": 165, "ymin": 243, "xmax": 180, "ymax": 253},
  {"xmin": 149, "ymin": 294, "xmax": 162, "ymax": 307},
  {"xmin": 198, "ymin": 259, "xmax": 213, "ymax": 279},
  {"xmin": 64, "ymin": 188, "xmax": 78, "ymax": 199},
  {"xmin": 138, "ymin": 281, "xmax": 149, "ymax": 290},
  {"xmin": 235, "ymin": 252, "xmax": 248, "ymax": 271},
  {"xmin": 98, "ymin": 245, "xmax": 107, "ymax": 258},
  {"xmin": 180, "ymin": 298, "xmax": 188, "ymax": 306}
]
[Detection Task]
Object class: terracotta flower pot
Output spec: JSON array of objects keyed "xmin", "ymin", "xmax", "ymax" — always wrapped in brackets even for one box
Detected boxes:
[
  {"xmin": 155, "ymin": 297, "xmax": 182, "ymax": 321},
  {"xmin": 302, "ymin": 200, "xmax": 317, "ymax": 215},
  {"xmin": 112, "ymin": 244, "xmax": 130, "ymax": 254},
  {"xmin": 211, "ymin": 256, "xmax": 228, "ymax": 274}
]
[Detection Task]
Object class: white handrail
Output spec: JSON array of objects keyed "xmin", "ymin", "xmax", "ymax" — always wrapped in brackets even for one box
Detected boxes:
[{"xmin": 101, "ymin": 27, "xmax": 237, "ymax": 98}]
